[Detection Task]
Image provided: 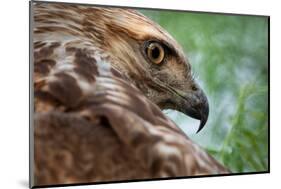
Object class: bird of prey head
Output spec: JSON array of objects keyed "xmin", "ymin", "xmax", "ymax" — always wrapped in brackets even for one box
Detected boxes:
[{"xmin": 34, "ymin": 3, "xmax": 209, "ymax": 132}]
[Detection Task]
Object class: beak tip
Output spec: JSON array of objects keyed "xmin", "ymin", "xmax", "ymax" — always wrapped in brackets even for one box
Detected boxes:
[
  {"xmin": 196, "ymin": 100, "xmax": 209, "ymax": 134},
  {"xmin": 196, "ymin": 119, "xmax": 206, "ymax": 133}
]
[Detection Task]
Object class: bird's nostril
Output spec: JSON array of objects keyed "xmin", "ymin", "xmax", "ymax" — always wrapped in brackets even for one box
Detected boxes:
[{"xmin": 191, "ymin": 85, "xmax": 198, "ymax": 91}]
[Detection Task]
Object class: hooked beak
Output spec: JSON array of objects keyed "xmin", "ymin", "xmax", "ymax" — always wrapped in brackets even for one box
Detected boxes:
[{"xmin": 176, "ymin": 86, "xmax": 209, "ymax": 133}]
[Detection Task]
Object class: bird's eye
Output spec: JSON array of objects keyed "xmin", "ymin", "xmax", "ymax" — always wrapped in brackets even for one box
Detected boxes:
[{"xmin": 146, "ymin": 42, "xmax": 165, "ymax": 64}]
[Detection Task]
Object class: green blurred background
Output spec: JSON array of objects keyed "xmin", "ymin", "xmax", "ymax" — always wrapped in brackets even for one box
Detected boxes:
[{"xmin": 140, "ymin": 9, "xmax": 268, "ymax": 173}]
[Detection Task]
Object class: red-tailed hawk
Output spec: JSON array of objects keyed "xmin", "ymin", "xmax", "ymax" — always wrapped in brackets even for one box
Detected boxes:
[{"xmin": 32, "ymin": 2, "xmax": 229, "ymax": 187}]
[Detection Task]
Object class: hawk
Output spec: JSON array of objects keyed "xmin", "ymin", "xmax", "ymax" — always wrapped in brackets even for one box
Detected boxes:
[{"xmin": 32, "ymin": 2, "xmax": 229, "ymax": 186}]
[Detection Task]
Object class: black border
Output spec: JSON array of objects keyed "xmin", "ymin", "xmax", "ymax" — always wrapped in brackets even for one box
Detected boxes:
[
  {"xmin": 268, "ymin": 16, "xmax": 270, "ymax": 173},
  {"xmin": 32, "ymin": 0, "xmax": 269, "ymax": 17},
  {"xmin": 33, "ymin": 171, "xmax": 268, "ymax": 188},
  {"xmin": 29, "ymin": 0, "xmax": 270, "ymax": 188}
]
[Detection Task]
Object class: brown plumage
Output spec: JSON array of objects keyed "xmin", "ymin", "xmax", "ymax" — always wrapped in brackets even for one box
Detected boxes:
[{"xmin": 32, "ymin": 2, "xmax": 229, "ymax": 187}]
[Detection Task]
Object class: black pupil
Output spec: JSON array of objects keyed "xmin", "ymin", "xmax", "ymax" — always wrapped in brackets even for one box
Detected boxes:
[{"xmin": 151, "ymin": 46, "xmax": 160, "ymax": 59}]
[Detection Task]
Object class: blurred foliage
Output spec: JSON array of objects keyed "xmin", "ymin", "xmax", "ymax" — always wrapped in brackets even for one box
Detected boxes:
[{"xmin": 140, "ymin": 9, "xmax": 268, "ymax": 173}]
